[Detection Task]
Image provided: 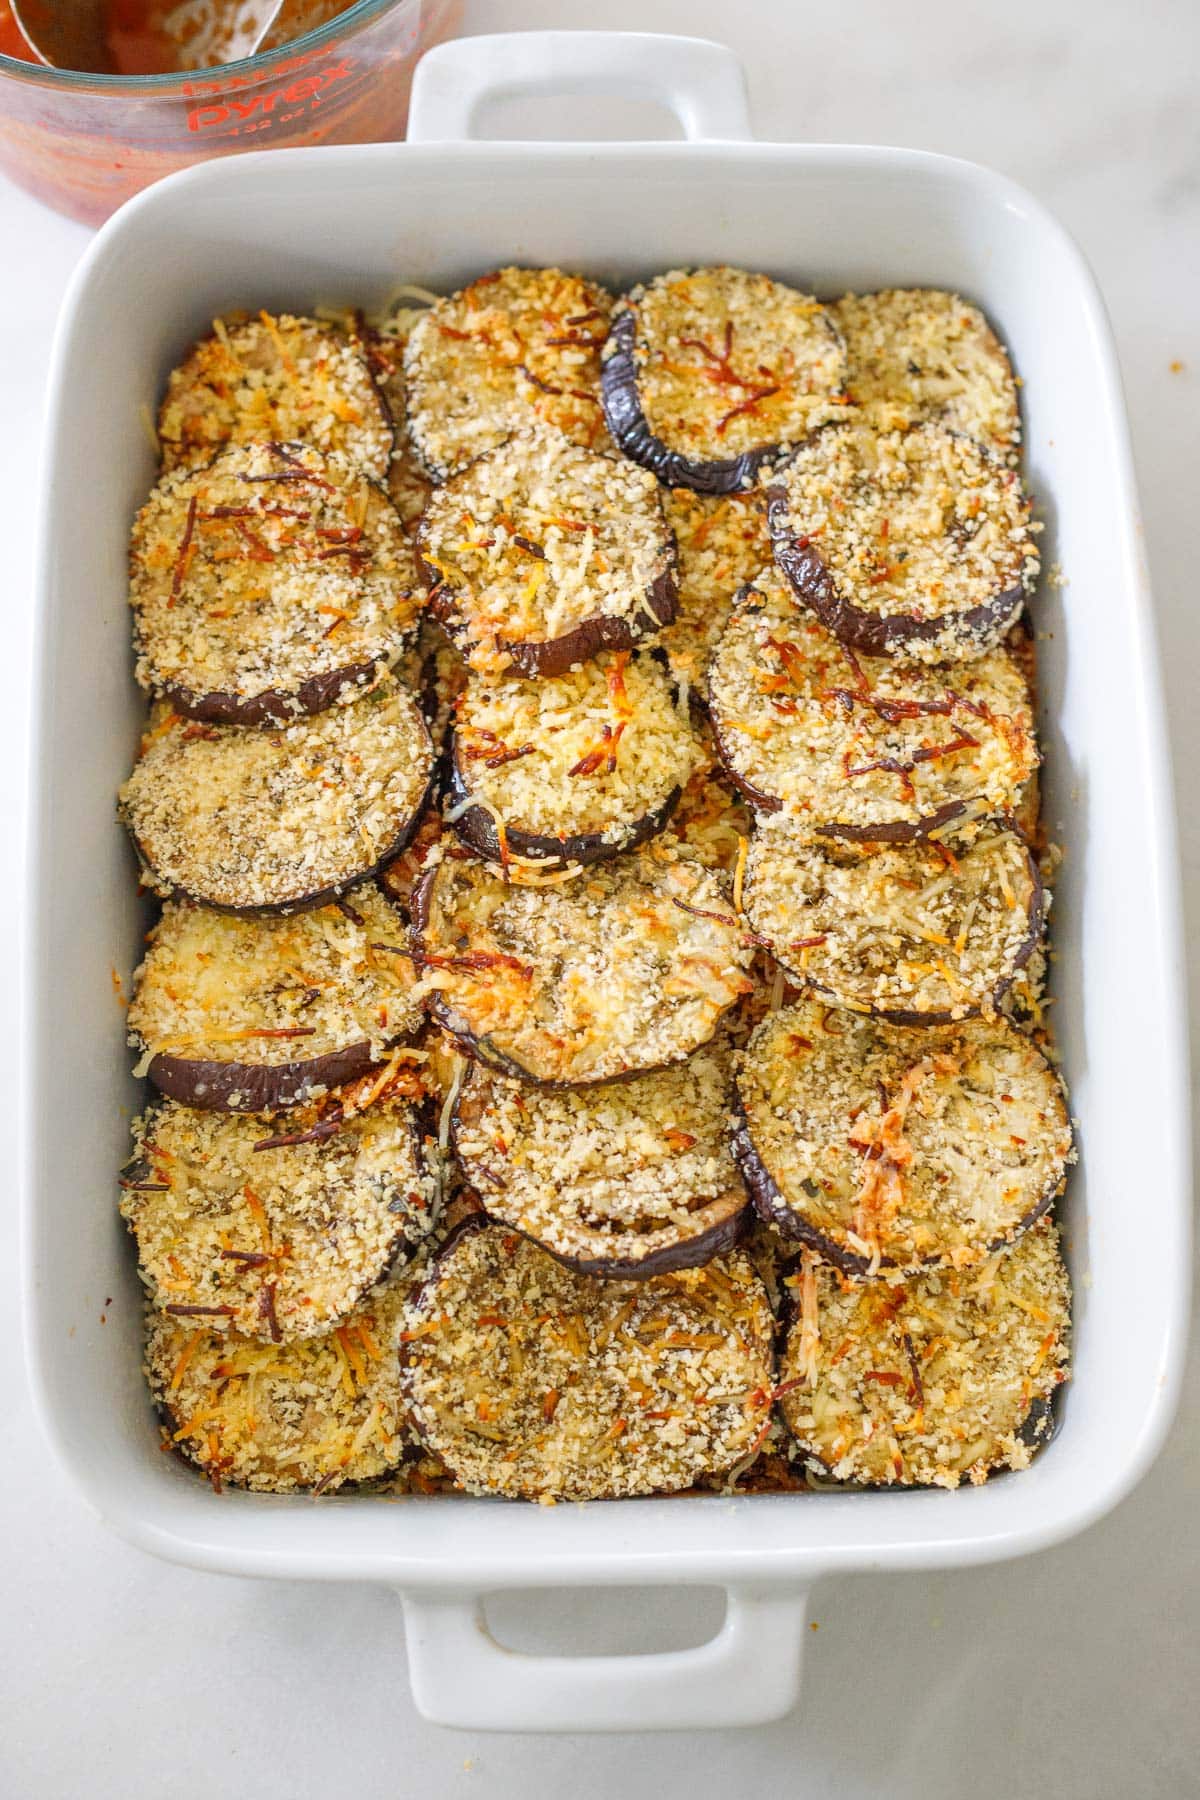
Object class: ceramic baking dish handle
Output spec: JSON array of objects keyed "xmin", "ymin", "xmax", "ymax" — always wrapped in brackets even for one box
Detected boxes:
[
  {"xmin": 401, "ymin": 1584, "xmax": 809, "ymax": 1732},
  {"xmin": 406, "ymin": 31, "xmax": 753, "ymax": 145}
]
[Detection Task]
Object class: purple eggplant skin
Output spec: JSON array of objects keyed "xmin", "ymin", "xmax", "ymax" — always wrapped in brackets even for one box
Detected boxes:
[
  {"xmin": 601, "ymin": 310, "xmax": 784, "ymax": 496},
  {"xmin": 156, "ymin": 658, "xmax": 388, "ymax": 730},
  {"xmin": 140, "ymin": 1038, "xmax": 381, "ymax": 1114},
  {"xmin": 490, "ymin": 1201, "xmax": 748, "ymax": 1281},
  {"xmin": 420, "ymin": 558, "xmax": 678, "ymax": 681},
  {"xmin": 760, "ymin": 835, "xmax": 1045, "ymax": 1028},
  {"xmin": 122, "ymin": 766, "xmax": 436, "ymax": 919},
  {"xmin": 766, "ymin": 486, "xmax": 1025, "ymax": 659},
  {"xmin": 731, "ymin": 1116, "xmax": 1059, "ymax": 1281},
  {"xmin": 444, "ymin": 735, "xmax": 682, "ymax": 867}
]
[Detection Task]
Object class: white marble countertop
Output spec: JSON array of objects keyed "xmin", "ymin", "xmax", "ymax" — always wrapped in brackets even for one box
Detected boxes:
[{"xmin": 3, "ymin": 0, "xmax": 1198, "ymax": 1792}]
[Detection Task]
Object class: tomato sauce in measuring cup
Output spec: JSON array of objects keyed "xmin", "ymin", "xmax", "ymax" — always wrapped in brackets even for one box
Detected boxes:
[{"xmin": 0, "ymin": 0, "xmax": 461, "ymax": 224}]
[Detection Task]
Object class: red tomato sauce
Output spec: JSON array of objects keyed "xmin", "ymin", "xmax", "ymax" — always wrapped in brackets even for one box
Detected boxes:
[
  {"xmin": 0, "ymin": 1, "xmax": 357, "ymax": 74},
  {"xmin": 0, "ymin": 2, "xmax": 37, "ymax": 61}
]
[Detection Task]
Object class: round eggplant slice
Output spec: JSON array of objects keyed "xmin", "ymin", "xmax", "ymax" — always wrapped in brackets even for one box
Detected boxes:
[
  {"xmin": 120, "ymin": 674, "xmax": 434, "ymax": 913},
  {"xmin": 659, "ymin": 487, "xmax": 770, "ymax": 698},
  {"xmin": 601, "ymin": 267, "xmax": 848, "ymax": 494},
  {"xmin": 412, "ymin": 843, "xmax": 756, "ymax": 1086},
  {"xmin": 158, "ymin": 312, "xmax": 393, "ymax": 482},
  {"xmin": 122, "ymin": 1096, "xmax": 437, "ymax": 1340},
  {"xmin": 733, "ymin": 1001, "xmax": 1072, "ymax": 1275},
  {"xmin": 127, "ymin": 890, "xmax": 423, "ymax": 1111},
  {"xmin": 834, "ymin": 288, "xmax": 1021, "ymax": 459},
  {"xmin": 446, "ymin": 650, "xmax": 701, "ymax": 868},
  {"xmin": 767, "ymin": 420, "xmax": 1039, "ymax": 663},
  {"xmin": 708, "ymin": 569, "xmax": 1037, "ymax": 839},
  {"xmin": 401, "ymin": 1224, "xmax": 774, "ymax": 1500},
  {"xmin": 453, "ymin": 1039, "xmax": 748, "ymax": 1277},
  {"xmin": 741, "ymin": 822, "xmax": 1043, "ymax": 1024},
  {"xmin": 144, "ymin": 1275, "xmax": 413, "ymax": 1493},
  {"xmin": 777, "ymin": 1218, "xmax": 1071, "ymax": 1488},
  {"xmin": 130, "ymin": 440, "xmax": 423, "ymax": 726},
  {"xmin": 403, "ymin": 267, "xmax": 614, "ymax": 479},
  {"xmin": 417, "ymin": 425, "xmax": 677, "ymax": 677}
]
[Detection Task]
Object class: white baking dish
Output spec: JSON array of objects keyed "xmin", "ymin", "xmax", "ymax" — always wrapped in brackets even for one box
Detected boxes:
[{"xmin": 21, "ymin": 30, "xmax": 1192, "ymax": 1734}]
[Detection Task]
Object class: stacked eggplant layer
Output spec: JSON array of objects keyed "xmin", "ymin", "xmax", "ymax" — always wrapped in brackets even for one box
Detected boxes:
[{"xmin": 116, "ymin": 273, "xmax": 1072, "ymax": 1502}]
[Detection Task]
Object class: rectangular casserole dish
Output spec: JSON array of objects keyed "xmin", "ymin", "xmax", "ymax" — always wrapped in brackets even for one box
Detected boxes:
[{"xmin": 22, "ymin": 30, "xmax": 1192, "ymax": 1734}]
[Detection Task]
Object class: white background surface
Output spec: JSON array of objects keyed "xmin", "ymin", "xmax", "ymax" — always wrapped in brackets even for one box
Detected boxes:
[{"xmin": 3, "ymin": 1, "xmax": 1198, "ymax": 1793}]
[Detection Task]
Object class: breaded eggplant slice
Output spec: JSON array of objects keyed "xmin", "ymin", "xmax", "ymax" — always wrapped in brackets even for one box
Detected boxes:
[
  {"xmin": 778, "ymin": 1219, "xmax": 1071, "ymax": 1488},
  {"xmin": 733, "ymin": 1001, "xmax": 1072, "ymax": 1275},
  {"xmin": 417, "ymin": 425, "xmax": 677, "ymax": 677},
  {"xmin": 446, "ymin": 650, "xmax": 701, "ymax": 868},
  {"xmin": 453, "ymin": 1038, "xmax": 747, "ymax": 1277},
  {"xmin": 120, "ymin": 674, "xmax": 434, "ymax": 912},
  {"xmin": 158, "ymin": 312, "xmax": 392, "ymax": 481},
  {"xmin": 130, "ymin": 441, "xmax": 423, "ymax": 726},
  {"xmin": 659, "ymin": 487, "xmax": 770, "ymax": 698},
  {"xmin": 708, "ymin": 570, "xmax": 1037, "ymax": 839},
  {"xmin": 742, "ymin": 822, "xmax": 1043, "ymax": 1023},
  {"xmin": 348, "ymin": 311, "xmax": 434, "ymax": 528},
  {"xmin": 145, "ymin": 1276, "xmax": 412, "ymax": 1493},
  {"xmin": 602, "ymin": 267, "xmax": 848, "ymax": 494},
  {"xmin": 403, "ymin": 267, "xmax": 614, "ymax": 479},
  {"xmin": 768, "ymin": 421, "xmax": 1039, "ymax": 663},
  {"xmin": 835, "ymin": 288, "xmax": 1021, "ymax": 458},
  {"xmin": 122, "ymin": 1096, "xmax": 437, "ymax": 1339},
  {"xmin": 127, "ymin": 891, "xmax": 423, "ymax": 1111},
  {"xmin": 401, "ymin": 1223, "xmax": 774, "ymax": 1500},
  {"xmin": 411, "ymin": 843, "xmax": 755, "ymax": 1086}
]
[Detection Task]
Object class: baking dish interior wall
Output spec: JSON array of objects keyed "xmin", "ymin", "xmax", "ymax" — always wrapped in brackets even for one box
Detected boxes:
[{"xmin": 34, "ymin": 143, "xmax": 1129, "ymax": 1533}]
